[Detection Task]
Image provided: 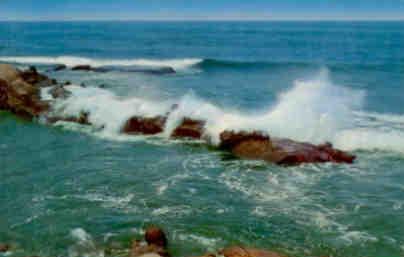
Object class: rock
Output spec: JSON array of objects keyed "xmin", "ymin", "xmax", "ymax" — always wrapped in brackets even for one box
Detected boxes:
[
  {"xmin": 81, "ymin": 83, "xmax": 87, "ymax": 88},
  {"xmin": 145, "ymin": 226, "xmax": 167, "ymax": 248},
  {"xmin": 71, "ymin": 65, "xmax": 92, "ymax": 71},
  {"xmin": 219, "ymin": 130, "xmax": 278, "ymax": 161},
  {"xmin": 122, "ymin": 116, "xmax": 166, "ymax": 135},
  {"xmin": 130, "ymin": 241, "xmax": 169, "ymax": 257},
  {"xmin": 47, "ymin": 111, "xmax": 90, "ymax": 125},
  {"xmin": 171, "ymin": 118, "xmax": 205, "ymax": 139},
  {"xmin": 20, "ymin": 66, "xmax": 51, "ymax": 86},
  {"xmin": 53, "ymin": 64, "xmax": 67, "ymax": 71},
  {"xmin": 0, "ymin": 243, "xmax": 10, "ymax": 252},
  {"xmin": 219, "ymin": 130, "xmax": 355, "ymax": 165},
  {"xmin": 63, "ymin": 81, "xmax": 71, "ymax": 86},
  {"xmin": 220, "ymin": 247, "xmax": 288, "ymax": 257},
  {"xmin": 49, "ymin": 85, "xmax": 71, "ymax": 99},
  {"xmin": 271, "ymin": 138, "xmax": 355, "ymax": 165},
  {"xmin": 0, "ymin": 64, "xmax": 21, "ymax": 83}
]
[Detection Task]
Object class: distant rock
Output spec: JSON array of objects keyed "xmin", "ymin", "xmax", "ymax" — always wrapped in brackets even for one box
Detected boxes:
[
  {"xmin": 71, "ymin": 65, "xmax": 92, "ymax": 71},
  {"xmin": 171, "ymin": 118, "xmax": 205, "ymax": 139},
  {"xmin": 122, "ymin": 116, "xmax": 166, "ymax": 135},
  {"xmin": 53, "ymin": 64, "xmax": 67, "ymax": 71}
]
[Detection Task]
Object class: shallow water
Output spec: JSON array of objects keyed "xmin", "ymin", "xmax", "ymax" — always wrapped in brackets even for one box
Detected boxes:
[{"xmin": 0, "ymin": 21, "xmax": 404, "ymax": 257}]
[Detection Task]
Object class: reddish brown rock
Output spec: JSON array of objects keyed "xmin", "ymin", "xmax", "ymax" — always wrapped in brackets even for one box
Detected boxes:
[
  {"xmin": 171, "ymin": 118, "xmax": 205, "ymax": 139},
  {"xmin": 122, "ymin": 116, "xmax": 166, "ymax": 135},
  {"xmin": 145, "ymin": 226, "xmax": 168, "ymax": 248},
  {"xmin": 0, "ymin": 243, "xmax": 10, "ymax": 253},
  {"xmin": 220, "ymin": 247, "xmax": 288, "ymax": 257},
  {"xmin": 219, "ymin": 130, "xmax": 355, "ymax": 165}
]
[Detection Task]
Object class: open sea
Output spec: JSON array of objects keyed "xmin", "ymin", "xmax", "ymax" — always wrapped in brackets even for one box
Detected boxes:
[{"xmin": 0, "ymin": 21, "xmax": 404, "ymax": 257}]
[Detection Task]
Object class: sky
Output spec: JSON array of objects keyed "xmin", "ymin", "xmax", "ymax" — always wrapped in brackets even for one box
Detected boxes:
[{"xmin": 1, "ymin": 0, "xmax": 404, "ymax": 21}]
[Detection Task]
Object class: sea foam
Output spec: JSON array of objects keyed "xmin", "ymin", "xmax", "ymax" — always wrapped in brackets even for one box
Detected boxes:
[{"xmin": 46, "ymin": 69, "xmax": 404, "ymax": 154}]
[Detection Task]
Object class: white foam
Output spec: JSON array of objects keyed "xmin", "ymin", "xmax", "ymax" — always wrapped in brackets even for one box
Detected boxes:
[
  {"xmin": 0, "ymin": 56, "xmax": 202, "ymax": 71},
  {"xmin": 44, "ymin": 68, "xmax": 404, "ymax": 154}
]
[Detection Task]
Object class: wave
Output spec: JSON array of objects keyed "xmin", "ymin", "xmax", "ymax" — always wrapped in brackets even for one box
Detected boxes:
[
  {"xmin": 46, "ymin": 68, "xmax": 404, "ymax": 154},
  {"xmin": 0, "ymin": 56, "xmax": 203, "ymax": 72}
]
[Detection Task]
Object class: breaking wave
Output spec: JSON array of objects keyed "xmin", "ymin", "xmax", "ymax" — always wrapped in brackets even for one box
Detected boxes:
[
  {"xmin": 0, "ymin": 56, "xmax": 203, "ymax": 72},
  {"xmin": 45, "ymin": 69, "xmax": 404, "ymax": 154}
]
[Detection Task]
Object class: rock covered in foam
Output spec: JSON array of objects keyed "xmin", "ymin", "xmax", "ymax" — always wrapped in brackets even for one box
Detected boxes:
[
  {"xmin": 171, "ymin": 118, "xmax": 205, "ymax": 139},
  {"xmin": 122, "ymin": 116, "xmax": 166, "ymax": 135}
]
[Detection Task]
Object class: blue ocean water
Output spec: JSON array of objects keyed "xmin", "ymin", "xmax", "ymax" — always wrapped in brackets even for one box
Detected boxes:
[{"xmin": 0, "ymin": 21, "xmax": 404, "ymax": 257}]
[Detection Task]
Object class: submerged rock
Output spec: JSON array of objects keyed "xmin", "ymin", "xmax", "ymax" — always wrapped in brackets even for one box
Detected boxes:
[
  {"xmin": 46, "ymin": 111, "xmax": 90, "ymax": 125},
  {"xmin": 49, "ymin": 85, "xmax": 72, "ymax": 99},
  {"xmin": 171, "ymin": 118, "xmax": 205, "ymax": 139},
  {"xmin": 122, "ymin": 116, "xmax": 166, "ymax": 135},
  {"xmin": 220, "ymin": 246, "xmax": 288, "ymax": 257}
]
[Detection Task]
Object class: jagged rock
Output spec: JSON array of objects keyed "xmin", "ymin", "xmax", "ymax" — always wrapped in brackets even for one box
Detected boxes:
[
  {"xmin": 171, "ymin": 118, "xmax": 205, "ymax": 139},
  {"xmin": 220, "ymin": 246, "xmax": 288, "ymax": 257},
  {"xmin": 20, "ymin": 66, "xmax": 53, "ymax": 86},
  {"xmin": 49, "ymin": 85, "xmax": 72, "ymax": 99},
  {"xmin": 0, "ymin": 243, "xmax": 10, "ymax": 252},
  {"xmin": 122, "ymin": 116, "xmax": 166, "ymax": 135},
  {"xmin": 0, "ymin": 65, "xmax": 49, "ymax": 119}
]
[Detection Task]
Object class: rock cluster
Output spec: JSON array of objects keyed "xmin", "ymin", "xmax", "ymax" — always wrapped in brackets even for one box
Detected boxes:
[{"xmin": 0, "ymin": 64, "xmax": 356, "ymax": 165}]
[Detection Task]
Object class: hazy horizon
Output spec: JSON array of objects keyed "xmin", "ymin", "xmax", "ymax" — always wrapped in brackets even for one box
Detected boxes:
[{"xmin": 1, "ymin": 0, "xmax": 404, "ymax": 21}]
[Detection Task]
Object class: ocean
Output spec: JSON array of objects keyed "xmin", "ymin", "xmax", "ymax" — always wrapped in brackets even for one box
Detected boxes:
[{"xmin": 0, "ymin": 21, "xmax": 403, "ymax": 257}]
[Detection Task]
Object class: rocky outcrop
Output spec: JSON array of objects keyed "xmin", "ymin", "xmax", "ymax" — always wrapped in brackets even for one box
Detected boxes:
[
  {"xmin": 20, "ymin": 66, "xmax": 57, "ymax": 87},
  {"xmin": 122, "ymin": 116, "xmax": 166, "ymax": 135},
  {"xmin": 171, "ymin": 118, "xmax": 205, "ymax": 139},
  {"xmin": 219, "ymin": 130, "xmax": 355, "ymax": 165},
  {"xmin": 130, "ymin": 227, "xmax": 170, "ymax": 257},
  {"xmin": 0, "ymin": 64, "xmax": 49, "ymax": 119}
]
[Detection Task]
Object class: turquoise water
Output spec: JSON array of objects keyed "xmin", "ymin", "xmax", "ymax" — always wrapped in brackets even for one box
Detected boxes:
[{"xmin": 0, "ymin": 22, "xmax": 404, "ymax": 257}]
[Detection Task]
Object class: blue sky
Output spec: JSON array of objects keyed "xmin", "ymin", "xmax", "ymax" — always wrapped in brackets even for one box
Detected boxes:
[{"xmin": 1, "ymin": 0, "xmax": 404, "ymax": 21}]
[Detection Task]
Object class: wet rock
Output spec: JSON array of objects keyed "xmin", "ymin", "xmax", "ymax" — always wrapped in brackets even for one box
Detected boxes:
[
  {"xmin": 220, "ymin": 246, "xmax": 288, "ymax": 257},
  {"xmin": 80, "ymin": 83, "xmax": 87, "ymax": 88},
  {"xmin": 71, "ymin": 65, "xmax": 92, "ymax": 71},
  {"xmin": 53, "ymin": 64, "xmax": 67, "ymax": 71},
  {"xmin": 219, "ymin": 130, "xmax": 277, "ymax": 161},
  {"xmin": 49, "ymin": 85, "xmax": 72, "ymax": 99},
  {"xmin": 63, "ymin": 81, "xmax": 71, "ymax": 86},
  {"xmin": 20, "ymin": 66, "xmax": 51, "ymax": 86},
  {"xmin": 271, "ymin": 138, "xmax": 355, "ymax": 165},
  {"xmin": 145, "ymin": 226, "xmax": 168, "ymax": 248},
  {"xmin": 219, "ymin": 130, "xmax": 355, "ymax": 165},
  {"xmin": 171, "ymin": 118, "xmax": 205, "ymax": 139},
  {"xmin": 130, "ymin": 227, "xmax": 169, "ymax": 257},
  {"xmin": 0, "ymin": 243, "xmax": 10, "ymax": 252},
  {"xmin": 122, "ymin": 116, "xmax": 166, "ymax": 135},
  {"xmin": 47, "ymin": 111, "xmax": 90, "ymax": 125},
  {"xmin": 0, "ymin": 67, "xmax": 49, "ymax": 119}
]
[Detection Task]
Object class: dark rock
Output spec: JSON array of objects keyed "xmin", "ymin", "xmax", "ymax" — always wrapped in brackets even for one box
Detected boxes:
[
  {"xmin": 171, "ymin": 118, "xmax": 205, "ymax": 139},
  {"xmin": 0, "ymin": 243, "xmax": 10, "ymax": 252},
  {"xmin": 220, "ymin": 246, "xmax": 288, "ymax": 257},
  {"xmin": 71, "ymin": 65, "xmax": 92, "ymax": 71},
  {"xmin": 145, "ymin": 226, "xmax": 168, "ymax": 248},
  {"xmin": 63, "ymin": 81, "xmax": 71, "ymax": 86},
  {"xmin": 53, "ymin": 64, "xmax": 67, "ymax": 71},
  {"xmin": 122, "ymin": 116, "xmax": 166, "ymax": 135},
  {"xmin": 20, "ymin": 66, "xmax": 50, "ymax": 86},
  {"xmin": 98, "ymin": 84, "xmax": 105, "ymax": 88},
  {"xmin": 80, "ymin": 83, "xmax": 87, "ymax": 88},
  {"xmin": 49, "ymin": 85, "xmax": 72, "ymax": 99}
]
